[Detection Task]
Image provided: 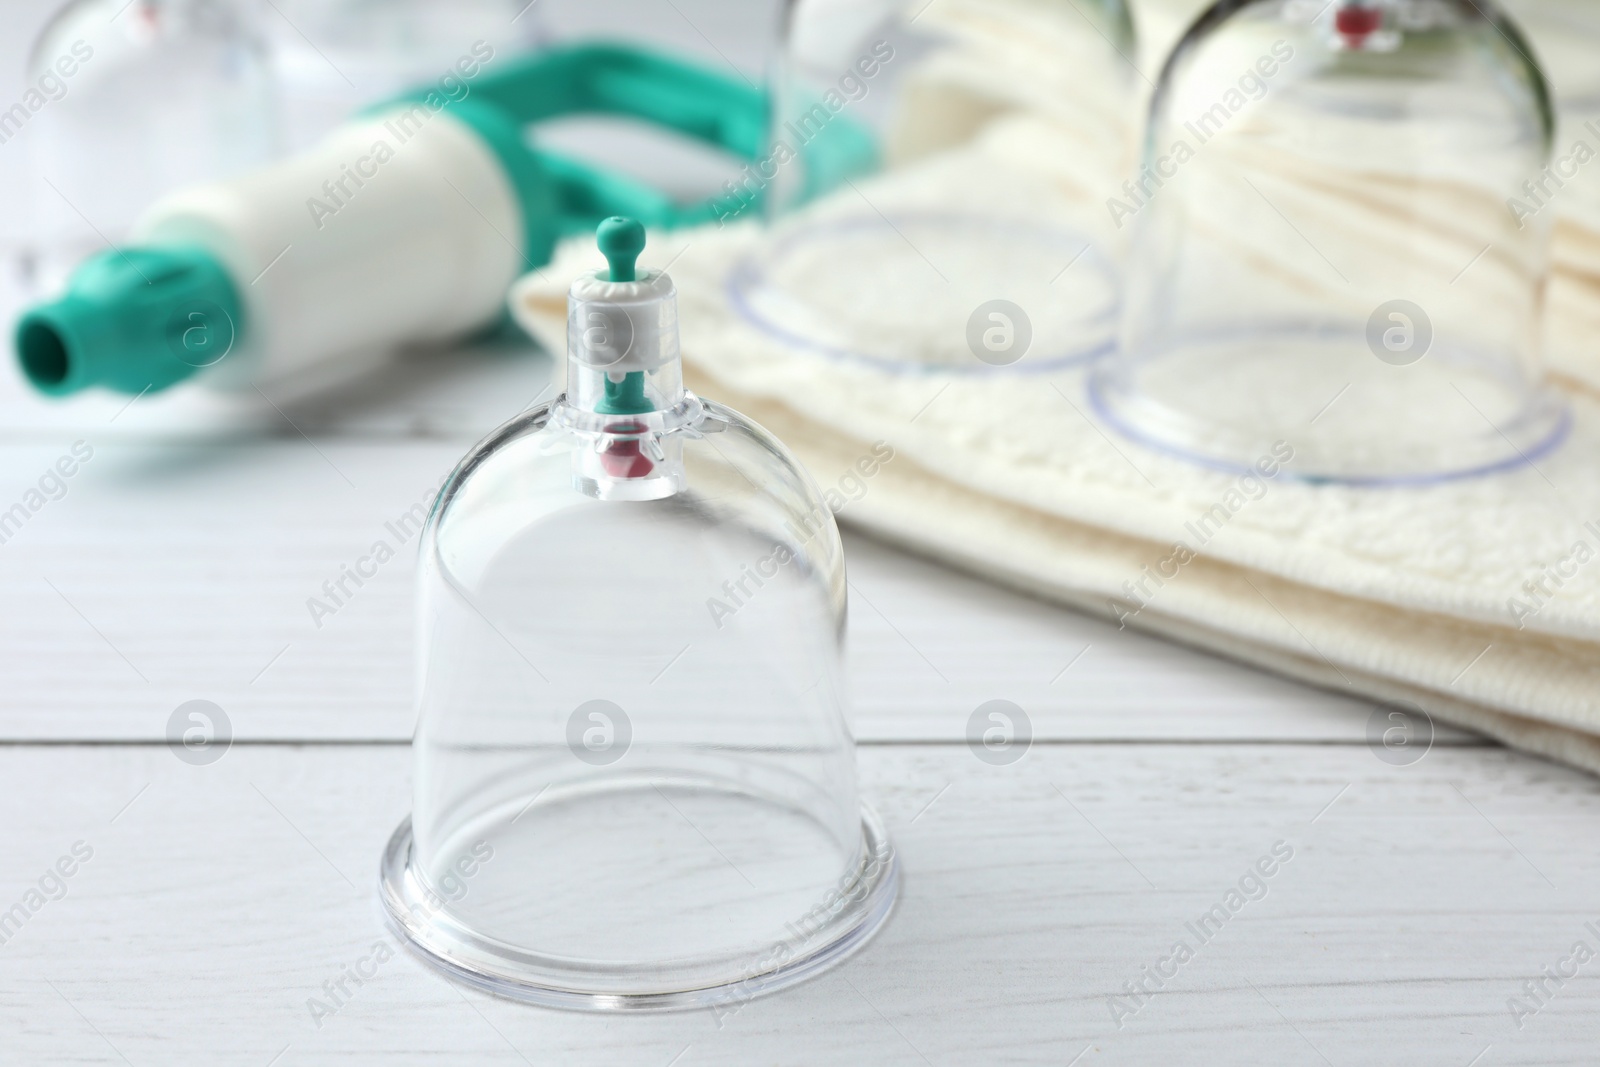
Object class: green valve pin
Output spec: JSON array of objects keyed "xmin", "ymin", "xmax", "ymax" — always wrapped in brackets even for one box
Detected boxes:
[
  {"xmin": 597, "ymin": 216, "xmax": 646, "ymax": 283},
  {"xmin": 590, "ymin": 218, "xmax": 654, "ymax": 416}
]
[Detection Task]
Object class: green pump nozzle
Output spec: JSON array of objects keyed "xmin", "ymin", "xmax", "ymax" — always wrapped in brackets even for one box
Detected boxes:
[{"xmin": 15, "ymin": 246, "xmax": 241, "ymax": 396}]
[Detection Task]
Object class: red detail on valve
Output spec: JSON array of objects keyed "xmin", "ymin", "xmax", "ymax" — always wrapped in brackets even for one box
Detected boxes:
[
  {"xmin": 600, "ymin": 423, "xmax": 654, "ymax": 479},
  {"xmin": 1336, "ymin": 5, "xmax": 1382, "ymax": 41}
]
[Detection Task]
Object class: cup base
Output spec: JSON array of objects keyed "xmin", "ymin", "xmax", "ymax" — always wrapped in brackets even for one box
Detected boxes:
[
  {"xmin": 379, "ymin": 801, "xmax": 898, "ymax": 1012},
  {"xmin": 1090, "ymin": 327, "xmax": 1570, "ymax": 486}
]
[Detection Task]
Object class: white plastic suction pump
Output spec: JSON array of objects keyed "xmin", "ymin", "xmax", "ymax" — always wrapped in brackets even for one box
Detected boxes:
[{"xmin": 12, "ymin": 44, "xmax": 775, "ymax": 399}]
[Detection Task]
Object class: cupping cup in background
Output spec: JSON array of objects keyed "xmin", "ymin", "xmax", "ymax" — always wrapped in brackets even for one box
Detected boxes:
[
  {"xmin": 382, "ymin": 220, "xmax": 897, "ymax": 1009},
  {"xmin": 1093, "ymin": 0, "xmax": 1568, "ymax": 484},
  {"xmin": 195, "ymin": 0, "xmax": 792, "ymax": 220},
  {"xmin": 1507, "ymin": 0, "xmax": 1600, "ymax": 139},
  {"xmin": 1503, "ymin": 0, "xmax": 1600, "ymax": 392},
  {"xmin": 729, "ymin": 0, "xmax": 1140, "ymax": 374},
  {"xmin": 263, "ymin": 0, "xmax": 540, "ymax": 151},
  {"xmin": 24, "ymin": 0, "xmax": 278, "ymax": 293}
]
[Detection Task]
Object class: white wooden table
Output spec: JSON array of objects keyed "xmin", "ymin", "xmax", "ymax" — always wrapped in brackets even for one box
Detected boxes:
[{"xmin": 2, "ymin": 333, "xmax": 1598, "ymax": 1067}]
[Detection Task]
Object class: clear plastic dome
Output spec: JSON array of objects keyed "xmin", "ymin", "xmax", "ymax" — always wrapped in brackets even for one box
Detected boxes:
[
  {"xmin": 1092, "ymin": 0, "xmax": 1569, "ymax": 484},
  {"xmin": 380, "ymin": 220, "xmax": 896, "ymax": 1010},
  {"xmin": 25, "ymin": 0, "xmax": 278, "ymax": 290},
  {"xmin": 1504, "ymin": 0, "xmax": 1600, "ymax": 282},
  {"xmin": 1505, "ymin": 0, "xmax": 1600, "ymax": 125},
  {"xmin": 727, "ymin": 0, "xmax": 1138, "ymax": 374}
]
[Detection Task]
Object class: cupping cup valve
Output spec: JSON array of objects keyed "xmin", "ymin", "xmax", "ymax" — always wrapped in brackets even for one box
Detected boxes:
[
  {"xmin": 378, "ymin": 218, "xmax": 899, "ymax": 1010},
  {"xmin": 1091, "ymin": 0, "xmax": 1568, "ymax": 484}
]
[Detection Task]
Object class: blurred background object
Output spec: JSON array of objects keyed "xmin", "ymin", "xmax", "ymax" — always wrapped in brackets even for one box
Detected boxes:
[
  {"xmin": 263, "ymin": 0, "xmax": 538, "ymax": 152},
  {"xmin": 22, "ymin": 0, "xmax": 277, "ymax": 294},
  {"xmin": 776, "ymin": 0, "xmax": 1136, "ymax": 185},
  {"xmin": 507, "ymin": 0, "xmax": 1600, "ymax": 774},
  {"xmin": 11, "ymin": 0, "xmax": 1598, "ymax": 401},
  {"xmin": 0, "ymin": 0, "xmax": 785, "ymax": 337},
  {"xmin": 520, "ymin": 0, "xmax": 781, "ymax": 204},
  {"xmin": 1095, "ymin": 0, "xmax": 1566, "ymax": 484},
  {"xmin": 1501, "ymin": 0, "xmax": 1600, "ymax": 396},
  {"xmin": 728, "ymin": 0, "xmax": 1138, "ymax": 375},
  {"xmin": 8, "ymin": 0, "xmax": 800, "ymax": 408},
  {"xmin": 12, "ymin": 39, "xmax": 787, "ymax": 403}
]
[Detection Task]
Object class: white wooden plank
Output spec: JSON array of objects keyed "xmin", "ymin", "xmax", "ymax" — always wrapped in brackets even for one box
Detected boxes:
[
  {"xmin": 0, "ymin": 429, "xmax": 1404, "ymax": 743},
  {"xmin": 0, "ymin": 741, "xmax": 1593, "ymax": 1065},
  {"xmin": 0, "ymin": 438, "xmax": 467, "ymax": 741}
]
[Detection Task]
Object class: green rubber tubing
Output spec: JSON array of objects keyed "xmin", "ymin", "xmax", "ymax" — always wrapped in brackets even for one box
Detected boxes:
[{"xmin": 382, "ymin": 41, "xmax": 776, "ymax": 256}]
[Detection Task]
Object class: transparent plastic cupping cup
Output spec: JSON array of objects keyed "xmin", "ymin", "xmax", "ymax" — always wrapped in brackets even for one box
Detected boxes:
[
  {"xmin": 380, "ymin": 219, "xmax": 898, "ymax": 1011},
  {"xmin": 1092, "ymin": 0, "xmax": 1569, "ymax": 484},
  {"xmin": 726, "ymin": 0, "xmax": 1137, "ymax": 374},
  {"xmin": 26, "ymin": 0, "xmax": 277, "ymax": 289}
]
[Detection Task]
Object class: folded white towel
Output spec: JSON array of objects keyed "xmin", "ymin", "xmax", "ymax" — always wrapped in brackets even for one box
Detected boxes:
[
  {"xmin": 513, "ymin": 227, "xmax": 1600, "ymax": 780},
  {"xmin": 511, "ymin": 0, "xmax": 1600, "ymax": 774}
]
